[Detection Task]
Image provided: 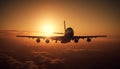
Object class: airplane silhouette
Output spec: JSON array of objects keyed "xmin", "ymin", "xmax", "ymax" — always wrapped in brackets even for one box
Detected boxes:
[{"xmin": 16, "ymin": 21, "xmax": 107, "ymax": 43}]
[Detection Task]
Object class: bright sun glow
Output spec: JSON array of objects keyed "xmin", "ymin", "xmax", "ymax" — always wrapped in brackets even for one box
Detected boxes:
[
  {"xmin": 41, "ymin": 23, "xmax": 54, "ymax": 37},
  {"xmin": 37, "ymin": 18, "xmax": 56, "ymax": 36},
  {"xmin": 42, "ymin": 23, "xmax": 54, "ymax": 36}
]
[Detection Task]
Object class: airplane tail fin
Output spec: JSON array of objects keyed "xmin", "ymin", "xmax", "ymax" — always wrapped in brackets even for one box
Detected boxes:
[{"xmin": 64, "ymin": 20, "xmax": 66, "ymax": 33}]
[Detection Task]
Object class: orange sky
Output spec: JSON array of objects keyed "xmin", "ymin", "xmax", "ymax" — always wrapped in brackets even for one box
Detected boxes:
[
  {"xmin": 1, "ymin": 1, "xmax": 120, "ymax": 69},
  {"xmin": 0, "ymin": 0, "xmax": 120, "ymax": 36}
]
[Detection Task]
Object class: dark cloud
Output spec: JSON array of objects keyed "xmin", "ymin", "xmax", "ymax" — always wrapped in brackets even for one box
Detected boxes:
[
  {"xmin": 0, "ymin": 54, "xmax": 23, "ymax": 69},
  {"xmin": 0, "ymin": 44, "xmax": 120, "ymax": 69},
  {"xmin": 0, "ymin": 51, "xmax": 65, "ymax": 69},
  {"xmin": 23, "ymin": 61, "xmax": 39, "ymax": 69},
  {"xmin": 32, "ymin": 51, "xmax": 65, "ymax": 69},
  {"xmin": 64, "ymin": 48, "xmax": 120, "ymax": 69},
  {"xmin": 49, "ymin": 59, "xmax": 64, "ymax": 69},
  {"xmin": 0, "ymin": 53, "xmax": 38, "ymax": 69}
]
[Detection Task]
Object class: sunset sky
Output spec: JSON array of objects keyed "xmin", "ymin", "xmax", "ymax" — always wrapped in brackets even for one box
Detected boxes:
[
  {"xmin": 0, "ymin": 0, "xmax": 120, "ymax": 36},
  {"xmin": 0, "ymin": 1, "xmax": 120, "ymax": 69}
]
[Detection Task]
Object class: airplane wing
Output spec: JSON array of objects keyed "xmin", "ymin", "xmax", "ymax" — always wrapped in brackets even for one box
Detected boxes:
[
  {"xmin": 16, "ymin": 35, "xmax": 106, "ymax": 43},
  {"xmin": 73, "ymin": 35, "xmax": 107, "ymax": 39},
  {"xmin": 16, "ymin": 35, "xmax": 106, "ymax": 39},
  {"xmin": 16, "ymin": 35, "xmax": 64, "ymax": 40},
  {"xmin": 72, "ymin": 35, "xmax": 107, "ymax": 42},
  {"xmin": 16, "ymin": 35, "xmax": 65, "ymax": 43}
]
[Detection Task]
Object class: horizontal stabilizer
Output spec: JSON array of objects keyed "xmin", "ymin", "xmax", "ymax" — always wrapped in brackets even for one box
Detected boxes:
[{"xmin": 53, "ymin": 32, "xmax": 64, "ymax": 34}]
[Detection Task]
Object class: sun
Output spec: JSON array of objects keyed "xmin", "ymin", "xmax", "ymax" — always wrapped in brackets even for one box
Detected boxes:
[
  {"xmin": 42, "ymin": 24, "xmax": 54, "ymax": 36},
  {"xmin": 36, "ymin": 19, "xmax": 56, "ymax": 36}
]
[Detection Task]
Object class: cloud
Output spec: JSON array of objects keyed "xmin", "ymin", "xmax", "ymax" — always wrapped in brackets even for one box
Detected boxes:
[
  {"xmin": 23, "ymin": 61, "xmax": 39, "ymax": 69},
  {"xmin": 48, "ymin": 59, "xmax": 65, "ymax": 69},
  {"xmin": 32, "ymin": 51, "xmax": 65, "ymax": 69},
  {"xmin": 0, "ymin": 54, "xmax": 23, "ymax": 69},
  {"xmin": 0, "ymin": 50, "xmax": 65, "ymax": 69}
]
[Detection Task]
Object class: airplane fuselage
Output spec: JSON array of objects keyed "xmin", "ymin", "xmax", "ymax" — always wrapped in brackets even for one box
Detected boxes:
[{"xmin": 61, "ymin": 27, "xmax": 74, "ymax": 43}]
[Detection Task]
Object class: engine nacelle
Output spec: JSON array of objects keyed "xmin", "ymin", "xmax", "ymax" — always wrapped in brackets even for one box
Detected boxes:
[
  {"xmin": 36, "ymin": 38, "xmax": 40, "ymax": 43},
  {"xmin": 87, "ymin": 38, "xmax": 91, "ymax": 42},
  {"xmin": 74, "ymin": 38, "xmax": 79, "ymax": 43},
  {"xmin": 45, "ymin": 39, "xmax": 50, "ymax": 43}
]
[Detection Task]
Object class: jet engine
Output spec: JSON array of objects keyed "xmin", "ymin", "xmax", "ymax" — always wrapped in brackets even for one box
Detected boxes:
[
  {"xmin": 45, "ymin": 39, "xmax": 50, "ymax": 43},
  {"xmin": 74, "ymin": 38, "xmax": 79, "ymax": 43},
  {"xmin": 87, "ymin": 38, "xmax": 91, "ymax": 42},
  {"xmin": 36, "ymin": 38, "xmax": 40, "ymax": 43}
]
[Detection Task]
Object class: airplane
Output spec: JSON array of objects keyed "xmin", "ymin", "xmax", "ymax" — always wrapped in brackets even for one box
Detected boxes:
[{"xmin": 16, "ymin": 21, "xmax": 107, "ymax": 43}]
